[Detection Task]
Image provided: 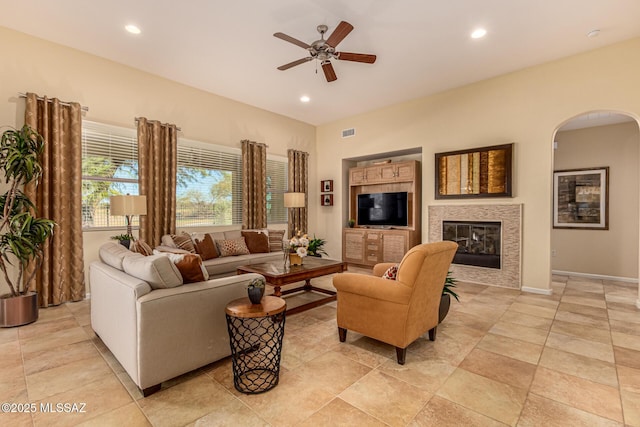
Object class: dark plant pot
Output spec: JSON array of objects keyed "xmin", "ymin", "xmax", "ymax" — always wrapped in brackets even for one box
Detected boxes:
[
  {"xmin": 0, "ymin": 292, "xmax": 39, "ymax": 328},
  {"xmin": 438, "ymin": 294, "xmax": 451, "ymax": 323},
  {"xmin": 119, "ymin": 240, "xmax": 130, "ymax": 249},
  {"xmin": 247, "ymin": 287, "xmax": 264, "ymax": 304}
]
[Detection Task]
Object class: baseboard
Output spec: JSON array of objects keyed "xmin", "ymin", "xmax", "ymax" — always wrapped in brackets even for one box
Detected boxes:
[
  {"xmin": 552, "ymin": 270, "xmax": 639, "ymax": 284},
  {"xmin": 521, "ymin": 286, "xmax": 553, "ymax": 296}
]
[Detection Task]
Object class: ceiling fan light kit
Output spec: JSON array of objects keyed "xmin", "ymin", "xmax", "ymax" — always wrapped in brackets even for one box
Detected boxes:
[{"xmin": 274, "ymin": 21, "xmax": 376, "ymax": 82}]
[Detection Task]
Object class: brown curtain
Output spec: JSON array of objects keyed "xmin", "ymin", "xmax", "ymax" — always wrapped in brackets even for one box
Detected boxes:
[
  {"xmin": 24, "ymin": 93, "xmax": 85, "ymax": 306},
  {"xmin": 287, "ymin": 149, "xmax": 309, "ymax": 235},
  {"xmin": 241, "ymin": 140, "xmax": 267, "ymax": 229},
  {"xmin": 137, "ymin": 118, "xmax": 178, "ymax": 247}
]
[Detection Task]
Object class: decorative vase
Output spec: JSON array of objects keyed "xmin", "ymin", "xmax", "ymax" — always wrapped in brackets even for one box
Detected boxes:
[
  {"xmin": 438, "ymin": 294, "xmax": 451, "ymax": 323},
  {"xmin": 247, "ymin": 287, "xmax": 264, "ymax": 304},
  {"xmin": 289, "ymin": 253, "xmax": 303, "ymax": 265},
  {"xmin": 0, "ymin": 292, "xmax": 39, "ymax": 327}
]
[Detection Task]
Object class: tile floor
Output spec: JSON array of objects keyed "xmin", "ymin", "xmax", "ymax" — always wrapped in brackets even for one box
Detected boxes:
[{"xmin": 1, "ymin": 273, "xmax": 639, "ymax": 426}]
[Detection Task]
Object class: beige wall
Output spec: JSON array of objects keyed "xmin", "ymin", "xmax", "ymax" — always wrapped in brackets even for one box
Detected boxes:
[
  {"xmin": 0, "ymin": 27, "xmax": 316, "ymax": 295},
  {"xmin": 552, "ymin": 121, "xmax": 639, "ymax": 278},
  {"xmin": 316, "ymin": 38, "xmax": 640, "ymax": 292}
]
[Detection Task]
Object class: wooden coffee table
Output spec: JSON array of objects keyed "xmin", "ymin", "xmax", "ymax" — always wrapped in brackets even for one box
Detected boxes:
[{"xmin": 237, "ymin": 257, "xmax": 347, "ymax": 314}]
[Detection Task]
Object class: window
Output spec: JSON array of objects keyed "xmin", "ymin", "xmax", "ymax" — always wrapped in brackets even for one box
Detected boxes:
[
  {"xmin": 266, "ymin": 157, "xmax": 287, "ymax": 223},
  {"xmin": 176, "ymin": 140, "xmax": 288, "ymax": 227},
  {"xmin": 82, "ymin": 121, "xmax": 138, "ymax": 229},
  {"xmin": 176, "ymin": 139, "xmax": 243, "ymax": 226}
]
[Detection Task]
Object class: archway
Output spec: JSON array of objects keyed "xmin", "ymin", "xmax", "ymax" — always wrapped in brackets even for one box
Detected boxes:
[{"xmin": 551, "ymin": 110, "xmax": 640, "ymax": 308}]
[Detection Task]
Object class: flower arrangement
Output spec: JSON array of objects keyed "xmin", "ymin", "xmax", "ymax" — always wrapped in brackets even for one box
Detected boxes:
[{"xmin": 288, "ymin": 231, "xmax": 309, "ymax": 258}]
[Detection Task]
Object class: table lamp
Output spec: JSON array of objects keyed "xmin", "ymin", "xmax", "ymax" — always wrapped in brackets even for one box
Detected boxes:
[{"xmin": 110, "ymin": 195, "xmax": 147, "ymax": 238}]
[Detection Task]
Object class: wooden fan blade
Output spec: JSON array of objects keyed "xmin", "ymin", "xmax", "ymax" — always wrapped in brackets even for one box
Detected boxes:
[
  {"xmin": 277, "ymin": 57, "xmax": 313, "ymax": 70},
  {"xmin": 274, "ymin": 32, "xmax": 311, "ymax": 49},
  {"xmin": 322, "ymin": 61, "xmax": 337, "ymax": 82},
  {"xmin": 326, "ymin": 21, "xmax": 353, "ymax": 48},
  {"xmin": 337, "ymin": 52, "xmax": 377, "ymax": 64}
]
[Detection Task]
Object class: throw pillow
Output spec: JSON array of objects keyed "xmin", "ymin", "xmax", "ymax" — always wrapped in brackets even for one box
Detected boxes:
[
  {"xmin": 382, "ymin": 265, "xmax": 399, "ymax": 280},
  {"xmin": 218, "ymin": 238, "xmax": 251, "ymax": 257},
  {"xmin": 241, "ymin": 231, "xmax": 270, "ymax": 254},
  {"xmin": 122, "ymin": 254, "xmax": 183, "ymax": 289},
  {"xmin": 130, "ymin": 239, "xmax": 153, "ymax": 256},
  {"xmin": 156, "ymin": 252, "xmax": 209, "ymax": 283},
  {"xmin": 267, "ymin": 229, "xmax": 285, "ymax": 252},
  {"xmin": 171, "ymin": 233, "xmax": 196, "ymax": 253},
  {"xmin": 194, "ymin": 233, "xmax": 219, "ymax": 260}
]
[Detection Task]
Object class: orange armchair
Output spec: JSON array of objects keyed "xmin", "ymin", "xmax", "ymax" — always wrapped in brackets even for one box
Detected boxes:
[{"xmin": 333, "ymin": 241, "xmax": 457, "ymax": 364}]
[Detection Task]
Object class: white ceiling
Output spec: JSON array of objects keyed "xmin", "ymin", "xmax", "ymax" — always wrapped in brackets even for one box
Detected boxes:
[{"xmin": 1, "ymin": 0, "xmax": 639, "ymax": 126}]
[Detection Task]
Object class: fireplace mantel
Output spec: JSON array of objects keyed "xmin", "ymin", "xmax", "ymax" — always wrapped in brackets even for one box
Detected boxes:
[{"xmin": 429, "ymin": 204, "xmax": 522, "ymax": 288}]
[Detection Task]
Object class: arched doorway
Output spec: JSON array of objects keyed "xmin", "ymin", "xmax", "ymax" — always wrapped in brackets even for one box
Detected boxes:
[{"xmin": 551, "ymin": 111, "xmax": 640, "ymax": 308}]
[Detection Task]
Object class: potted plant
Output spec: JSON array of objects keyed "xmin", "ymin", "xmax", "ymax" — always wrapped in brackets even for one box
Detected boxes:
[
  {"xmin": 247, "ymin": 277, "xmax": 265, "ymax": 304},
  {"xmin": 0, "ymin": 125, "xmax": 56, "ymax": 327},
  {"xmin": 111, "ymin": 233, "xmax": 132, "ymax": 249},
  {"xmin": 439, "ymin": 271, "xmax": 459, "ymax": 323},
  {"xmin": 307, "ymin": 236, "xmax": 327, "ymax": 257},
  {"xmin": 348, "ymin": 219, "xmax": 355, "ymax": 228}
]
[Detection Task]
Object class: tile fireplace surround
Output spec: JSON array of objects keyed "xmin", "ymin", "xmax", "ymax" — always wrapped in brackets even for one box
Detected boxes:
[{"xmin": 429, "ymin": 204, "xmax": 522, "ymax": 288}]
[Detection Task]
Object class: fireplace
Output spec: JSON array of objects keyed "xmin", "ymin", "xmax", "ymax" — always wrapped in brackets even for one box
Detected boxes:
[
  {"xmin": 443, "ymin": 221, "xmax": 501, "ymax": 269},
  {"xmin": 429, "ymin": 204, "xmax": 521, "ymax": 288}
]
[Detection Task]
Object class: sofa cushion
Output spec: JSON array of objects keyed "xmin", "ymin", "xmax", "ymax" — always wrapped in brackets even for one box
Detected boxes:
[
  {"xmin": 194, "ymin": 234, "xmax": 219, "ymax": 260},
  {"xmin": 241, "ymin": 231, "xmax": 269, "ymax": 254},
  {"xmin": 130, "ymin": 239, "xmax": 153, "ymax": 256},
  {"xmin": 122, "ymin": 253, "xmax": 184, "ymax": 289},
  {"xmin": 99, "ymin": 242, "xmax": 134, "ymax": 271},
  {"xmin": 267, "ymin": 229, "xmax": 285, "ymax": 252},
  {"xmin": 223, "ymin": 230, "xmax": 242, "ymax": 240},
  {"xmin": 154, "ymin": 245, "xmax": 192, "ymax": 254},
  {"xmin": 161, "ymin": 235, "xmax": 177, "ymax": 248},
  {"xmin": 171, "ymin": 233, "xmax": 197, "ymax": 253},
  {"xmin": 218, "ymin": 238, "xmax": 251, "ymax": 257}
]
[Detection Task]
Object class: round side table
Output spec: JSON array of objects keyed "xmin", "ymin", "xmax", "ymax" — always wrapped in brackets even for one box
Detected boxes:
[{"xmin": 225, "ymin": 296, "xmax": 286, "ymax": 394}]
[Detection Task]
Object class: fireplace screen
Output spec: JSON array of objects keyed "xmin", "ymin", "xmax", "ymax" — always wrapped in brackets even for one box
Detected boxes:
[{"xmin": 443, "ymin": 221, "xmax": 501, "ymax": 269}]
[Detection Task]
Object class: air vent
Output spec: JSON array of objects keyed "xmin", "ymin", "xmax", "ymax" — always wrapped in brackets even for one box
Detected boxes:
[{"xmin": 342, "ymin": 128, "xmax": 356, "ymax": 138}]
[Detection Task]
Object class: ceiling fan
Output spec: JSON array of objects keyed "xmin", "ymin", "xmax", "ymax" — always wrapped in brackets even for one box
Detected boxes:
[{"xmin": 274, "ymin": 21, "xmax": 376, "ymax": 82}]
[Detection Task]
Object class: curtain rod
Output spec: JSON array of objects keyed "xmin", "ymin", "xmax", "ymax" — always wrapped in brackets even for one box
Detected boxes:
[
  {"xmin": 135, "ymin": 117, "xmax": 182, "ymax": 132},
  {"xmin": 18, "ymin": 92, "xmax": 89, "ymax": 112}
]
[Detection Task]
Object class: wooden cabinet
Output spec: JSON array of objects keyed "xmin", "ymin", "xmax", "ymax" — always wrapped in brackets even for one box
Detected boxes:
[
  {"xmin": 345, "ymin": 160, "xmax": 421, "ymax": 266},
  {"xmin": 349, "ymin": 161, "xmax": 416, "ymax": 186},
  {"xmin": 343, "ymin": 229, "xmax": 365, "ymax": 264},
  {"xmin": 342, "ymin": 228, "xmax": 412, "ymax": 267}
]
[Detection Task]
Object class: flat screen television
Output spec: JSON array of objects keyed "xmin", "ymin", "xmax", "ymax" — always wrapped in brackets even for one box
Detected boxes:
[{"xmin": 357, "ymin": 191, "xmax": 408, "ymax": 227}]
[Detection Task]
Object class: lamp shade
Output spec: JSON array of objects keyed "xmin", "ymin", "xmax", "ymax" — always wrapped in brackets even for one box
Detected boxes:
[
  {"xmin": 283, "ymin": 192, "xmax": 305, "ymax": 208},
  {"xmin": 110, "ymin": 195, "xmax": 147, "ymax": 216}
]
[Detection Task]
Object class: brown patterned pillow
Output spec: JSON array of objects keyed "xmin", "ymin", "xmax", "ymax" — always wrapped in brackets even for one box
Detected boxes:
[
  {"xmin": 241, "ymin": 231, "xmax": 269, "ymax": 254},
  {"xmin": 155, "ymin": 252, "xmax": 209, "ymax": 284},
  {"xmin": 267, "ymin": 229, "xmax": 285, "ymax": 252},
  {"xmin": 171, "ymin": 233, "xmax": 196, "ymax": 253},
  {"xmin": 130, "ymin": 239, "xmax": 153, "ymax": 256},
  {"xmin": 194, "ymin": 234, "xmax": 219, "ymax": 260},
  {"xmin": 218, "ymin": 238, "xmax": 250, "ymax": 257}
]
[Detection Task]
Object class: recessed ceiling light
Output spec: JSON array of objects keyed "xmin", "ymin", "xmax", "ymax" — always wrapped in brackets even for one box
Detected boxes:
[
  {"xmin": 471, "ymin": 28, "xmax": 487, "ymax": 39},
  {"xmin": 300, "ymin": 95, "xmax": 310, "ymax": 103},
  {"xmin": 125, "ymin": 24, "xmax": 141, "ymax": 35}
]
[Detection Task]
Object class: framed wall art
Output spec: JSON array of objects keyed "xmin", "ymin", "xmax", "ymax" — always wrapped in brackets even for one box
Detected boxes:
[
  {"xmin": 321, "ymin": 194, "xmax": 333, "ymax": 206},
  {"xmin": 435, "ymin": 143, "xmax": 513, "ymax": 199},
  {"xmin": 321, "ymin": 180, "xmax": 333, "ymax": 193},
  {"xmin": 553, "ymin": 167, "xmax": 609, "ymax": 230}
]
